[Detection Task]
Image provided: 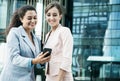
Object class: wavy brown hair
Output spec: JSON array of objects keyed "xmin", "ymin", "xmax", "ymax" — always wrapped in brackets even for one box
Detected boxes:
[{"xmin": 6, "ymin": 5, "xmax": 36, "ymax": 35}]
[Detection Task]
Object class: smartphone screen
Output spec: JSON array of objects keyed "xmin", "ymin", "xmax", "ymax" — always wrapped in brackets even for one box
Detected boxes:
[{"xmin": 43, "ymin": 48, "xmax": 52, "ymax": 57}]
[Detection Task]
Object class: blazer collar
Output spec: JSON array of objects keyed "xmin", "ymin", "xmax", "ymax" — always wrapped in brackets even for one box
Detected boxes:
[{"xmin": 19, "ymin": 26, "xmax": 36, "ymax": 56}]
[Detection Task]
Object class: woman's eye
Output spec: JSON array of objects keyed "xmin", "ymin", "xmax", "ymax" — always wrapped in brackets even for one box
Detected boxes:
[
  {"xmin": 53, "ymin": 14, "xmax": 57, "ymax": 16},
  {"xmin": 27, "ymin": 17, "xmax": 37, "ymax": 20},
  {"xmin": 34, "ymin": 17, "xmax": 37, "ymax": 19},
  {"xmin": 47, "ymin": 14, "xmax": 50, "ymax": 16},
  {"xmin": 28, "ymin": 17, "xmax": 32, "ymax": 20},
  {"xmin": 52, "ymin": 13, "xmax": 58, "ymax": 17},
  {"xmin": 46, "ymin": 13, "xmax": 57, "ymax": 17}
]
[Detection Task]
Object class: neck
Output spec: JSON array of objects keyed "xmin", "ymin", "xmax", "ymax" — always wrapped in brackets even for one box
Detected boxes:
[
  {"xmin": 51, "ymin": 24, "xmax": 59, "ymax": 31},
  {"xmin": 24, "ymin": 28, "xmax": 31, "ymax": 36}
]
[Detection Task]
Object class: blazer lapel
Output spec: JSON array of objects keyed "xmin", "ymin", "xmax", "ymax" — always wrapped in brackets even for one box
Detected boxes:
[
  {"xmin": 32, "ymin": 34, "xmax": 40, "ymax": 57},
  {"xmin": 19, "ymin": 26, "xmax": 36, "ymax": 56}
]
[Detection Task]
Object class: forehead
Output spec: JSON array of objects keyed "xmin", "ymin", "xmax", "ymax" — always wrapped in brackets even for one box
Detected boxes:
[
  {"xmin": 47, "ymin": 7, "xmax": 59, "ymax": 14},
  {"xmin": 24, "ymin": 10, "xmax": 37, "ymax": 16}
]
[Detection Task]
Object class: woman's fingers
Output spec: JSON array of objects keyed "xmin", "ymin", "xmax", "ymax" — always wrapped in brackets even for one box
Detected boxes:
[
  {"xmin": 38, "ymin": 51, "xmax": 49, "ymax": 58},
  {"xmin": 36, "ymin": 52, "xmax": 51, "ymax": 64},
  {"xmin": 42, "ymin": 55, "xmax": 51, "ymax": 61}
]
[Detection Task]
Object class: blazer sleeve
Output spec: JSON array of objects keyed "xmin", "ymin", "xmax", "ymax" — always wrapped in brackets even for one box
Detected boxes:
[
  {"xmin": 7, "ymin": 29, "xmax": 33, "ymax": 69},
  {"xmin": 60, "ymin": 28, "xmax": 73, "ymax": 72}
]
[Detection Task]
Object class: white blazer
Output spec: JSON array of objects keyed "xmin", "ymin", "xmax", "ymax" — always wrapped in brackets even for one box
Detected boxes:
[
  {"xmin": 0, "ymin": 26, "xmax": 41, "ymax": 81},
  {"xmin": 44, "ymin": 24, "xmax": 73, "ymax": 81}
]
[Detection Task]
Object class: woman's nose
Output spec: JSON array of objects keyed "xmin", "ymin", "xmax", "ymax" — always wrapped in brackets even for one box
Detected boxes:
[
  {"xmin": 31, "ymin": 18, "xmax": 36, "ymax": 22},
  {"xmin": 49, "ymin": 16, "xmax": 54, "ymax": 20}
]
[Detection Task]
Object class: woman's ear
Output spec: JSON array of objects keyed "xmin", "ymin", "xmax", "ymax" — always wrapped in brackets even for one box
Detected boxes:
[
  {"xmin": 20, "ymin": 18, "xmax": 23, "ymax": 23},
  {"xmin": 59, "ymin": 15, "xmax": 62, "ymax": 20}
]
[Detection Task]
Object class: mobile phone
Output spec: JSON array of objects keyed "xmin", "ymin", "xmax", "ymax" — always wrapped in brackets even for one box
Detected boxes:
[{"xmin": 43, "ymin": 48, "xmax": 52, "ymax": 57}]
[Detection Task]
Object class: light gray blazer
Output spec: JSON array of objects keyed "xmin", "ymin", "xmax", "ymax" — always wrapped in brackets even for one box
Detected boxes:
[{"xmin": 0, "ymin": 26, "xmax": 41, "ymax": 81}]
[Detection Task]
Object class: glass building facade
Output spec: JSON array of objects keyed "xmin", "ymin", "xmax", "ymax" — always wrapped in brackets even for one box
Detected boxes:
[{"xmin": 72, "ymin": 0, "xmax": 120, "ymax": 80}]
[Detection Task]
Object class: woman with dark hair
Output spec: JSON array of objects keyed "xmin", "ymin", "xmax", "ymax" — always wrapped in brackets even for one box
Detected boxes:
[
  {"xmin": 0, "ymin": 5, "xmax": 50, "ymax": 81},
  {"xmin": 44, "ymin": 1, "xmax": 74, "ymax": 81}
]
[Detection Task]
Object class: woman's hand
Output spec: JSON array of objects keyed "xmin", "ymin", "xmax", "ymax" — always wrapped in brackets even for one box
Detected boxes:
[
  {"xmin": 32, "ymin": 52, "xmax": 51, "ymax": 64},
  {"xmin": 56, "ymin": 69, "xmax": 66, "ymax": 81}
]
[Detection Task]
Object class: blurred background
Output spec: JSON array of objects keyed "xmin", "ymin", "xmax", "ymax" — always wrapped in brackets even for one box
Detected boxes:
[{"xmin": 1, "ymin": 0, "xmax": 120, "ymax": 81}]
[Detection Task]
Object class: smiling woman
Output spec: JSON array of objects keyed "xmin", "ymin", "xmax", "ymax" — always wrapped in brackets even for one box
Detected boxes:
[
  {"xmin": 0, "ymin": 5, "xmax": 51, "ymax": 81},
  {"xmin": 44, "ymin": 1, "xmax": 74, "ymax": 81}
]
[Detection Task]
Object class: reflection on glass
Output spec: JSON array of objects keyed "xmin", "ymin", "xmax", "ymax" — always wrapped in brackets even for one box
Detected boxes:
[{"xmin": 100, "ymin": 0, "xmax": 120, "ymax": 78}]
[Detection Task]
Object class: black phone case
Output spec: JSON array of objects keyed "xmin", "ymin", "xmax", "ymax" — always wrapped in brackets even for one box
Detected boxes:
[{"xmin": 43, "ymin": 48, "xmax": 52, "ymax": 57}]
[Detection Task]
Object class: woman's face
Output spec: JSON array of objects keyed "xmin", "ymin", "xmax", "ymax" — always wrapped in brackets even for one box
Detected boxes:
[
  {"xmin": 20, "ymin": 10, "xmax": 37, "ymax": 30},
  {"xmin": 45, "ymin": 7, "xmax": 62, "ymax": 28}
]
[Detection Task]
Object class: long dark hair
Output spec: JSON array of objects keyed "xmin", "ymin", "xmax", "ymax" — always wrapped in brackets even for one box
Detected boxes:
[{"xmin": 6, "ymin": 5, "xmax": 36, "ymax": 35}]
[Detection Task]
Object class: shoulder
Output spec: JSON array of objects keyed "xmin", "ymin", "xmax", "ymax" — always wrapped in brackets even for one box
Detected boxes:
[
  {"xmin": 59, "ymin": 25, "xmax": 72, "ymax": 34},
  {"xmin": 9, "ymin": 27, "xmax": 21, "ymax": 35},
  {"xmin": 7, "ymin": 26, "xmax": 22, "ymax": 39},
  {"xmin": 8, "ymin": 28, "xmax": 19, "ymax": 37},
  {"xmin": 59, "ymin": 25, "xmax": 73, "ymax": 39},
  {"xmin": 8, "ymin": 26, "xmax": 25, "ymax": 35}
]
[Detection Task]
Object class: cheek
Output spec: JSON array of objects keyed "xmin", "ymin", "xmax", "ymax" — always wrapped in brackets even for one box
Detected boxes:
[
  {"xmin": 23, "ymin": 20, "xmax": 28, "ymax": 23},
  {"xmin": 24, "ymin": 21, "xmax": 31, "ymax": 26},
  {"xmin": 35, "ymin": 20, "xmax": 37, "ymax": 24},
  {"xmin": 46, "ymin": 18, "xmax": 50, "ymax": 22}
]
